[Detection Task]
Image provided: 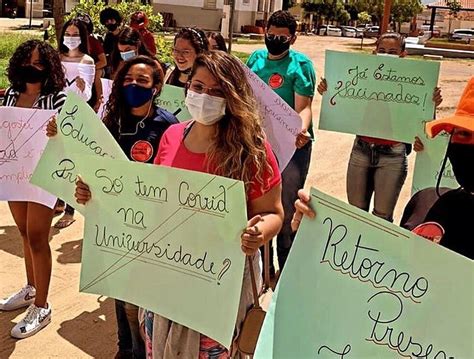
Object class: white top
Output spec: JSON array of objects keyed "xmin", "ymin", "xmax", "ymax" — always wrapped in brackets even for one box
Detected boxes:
[{"xmin": 62, "ymin": 62, "xmax": 95, "ymax": 101}]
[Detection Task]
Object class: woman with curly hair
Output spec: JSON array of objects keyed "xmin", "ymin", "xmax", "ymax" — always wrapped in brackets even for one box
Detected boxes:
[
  {"xmin": 165, "ymin": 27, "xmax": 209, "ymax": 88},
  {"xmin": 75, "ymin": 51, "xmax": 284, "ymax": 358},
  {"xmin": 0, "ymin": 40, "xmax": 66, "ymax": 339},
  {"xmin": 52, "ymin": 55, "xmax": 177, "ymax": 358}
]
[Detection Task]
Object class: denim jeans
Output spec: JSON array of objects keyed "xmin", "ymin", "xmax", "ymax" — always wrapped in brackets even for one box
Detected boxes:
[
  {"xmin": 270, "ymin": 142, "xmax": 312, "ymax": 271},
  {"xmin": 346, "ymin": 137, "xmax": 408, "ymax": 222},
  {"xmin": 115, "ymin": 300, "xmax": 145, "ymax": 359}
]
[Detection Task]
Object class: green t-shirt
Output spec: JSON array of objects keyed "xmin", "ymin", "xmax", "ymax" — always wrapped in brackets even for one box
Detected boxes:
[{"xmin": 246, "ymin": 48, "xmax": 316, "ymax": 136}]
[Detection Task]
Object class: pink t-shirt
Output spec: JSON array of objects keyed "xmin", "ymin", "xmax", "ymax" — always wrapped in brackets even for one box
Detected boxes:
[{"xmin": 154, "ymin": 122, "xmax": 281, "ymax": 201}]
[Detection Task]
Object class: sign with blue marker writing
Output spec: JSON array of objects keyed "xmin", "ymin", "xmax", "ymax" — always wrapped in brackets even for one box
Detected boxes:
[
  {"xmin": 255, "ymin": 188, "xmax": 472, "ymax": 359},
  {"xmin": 75, "ymin": 155, "xmax": 246, "ymax": 348},
  {"xmin": 30, "ymin": 93, "xmax": 127, "ymax": 213},
  {"xmin": 319, "ymin": 50, "xmax": 440, "ymax": 143}
]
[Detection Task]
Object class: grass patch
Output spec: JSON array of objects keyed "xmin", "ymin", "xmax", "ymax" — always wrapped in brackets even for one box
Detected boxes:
[
  {"xmin": 234, "ymin": 38, "xmax": 265, "ymax": 45},
  {"xmin": 232, "ymin": 51, "xmax": 250, "ymax": 63},
  {"xmin": 0, "ymin": 31, "xmax": 43, "ymax": 89}
]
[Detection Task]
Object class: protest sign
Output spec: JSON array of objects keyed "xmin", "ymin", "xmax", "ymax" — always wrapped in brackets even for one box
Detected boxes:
[
  {"xmin": 97, "ymin": 78, "xmax": 113, "ymax": 119},
  {"xmin": 319, "ymin": 50, "xmax": 440, "ymax": 143},
  {"xmin": 31, "ymin": 93, "xmax": 127, "ymax": 213},
  {"xmin": 412, "ymin": 123, "xmax": 458, "ymax": 194},
  {"xmin": 243, "ymin": 65, "xmax": 302, "ymax": 171},
  {"xmin": 156, "ymin": 84, "xmax": 192, "ymax": 121},
  {"xmin": 255, "ymin": 188, "xmax": 472, "ymax": 359},
  {"xmin": 76, "ymin": 155, "xmax": 247, "ymax": 348},
  {"xmin": 0, "ymin": 107, "xmax": 57, "ymax": 208}
]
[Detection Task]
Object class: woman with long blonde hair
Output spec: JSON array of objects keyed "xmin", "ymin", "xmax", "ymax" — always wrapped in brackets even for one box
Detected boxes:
[{"xmin": 75, "ymin": 51, "xmax": 284, "ymax": 357}]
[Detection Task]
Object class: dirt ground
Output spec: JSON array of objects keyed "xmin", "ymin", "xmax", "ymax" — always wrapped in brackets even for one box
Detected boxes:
[{"xmin": 0, "ymin": 35, "xmax": 472, "ymax": 359}]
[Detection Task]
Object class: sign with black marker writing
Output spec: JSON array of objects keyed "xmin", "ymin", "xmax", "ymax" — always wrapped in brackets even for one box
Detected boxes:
[
  {"xmin": 30, "ymin": 93, "xmax": 127, "ymax": 213},
  {"xmin": 319, "ymin": 50, "xmax": 440, "ymax": 143},
  {"xmin": 0, "ymin": 107, "xmax": 57, "ymax": 208},
  {"xmin": 75, "ymin": 155, "xmax": 247, "ymax": 349},
  {"xmin": 255, "ymin": 188, "xmax": 472, "ymax": 358}
]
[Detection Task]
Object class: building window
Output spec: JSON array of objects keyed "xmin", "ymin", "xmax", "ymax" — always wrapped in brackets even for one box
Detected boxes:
[{"xmin": 204, "ymin": 0, "xmax": 217, "ymax": 9}]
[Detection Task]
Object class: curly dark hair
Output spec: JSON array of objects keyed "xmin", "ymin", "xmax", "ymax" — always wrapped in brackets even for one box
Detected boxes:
[
  {"xmin": 100, "ymin": 7, "xmax": 122, "ymax": 25},
  {"xmin": 59, "ymin": 19, "xmax": 89, "ymax": 55},
  {"xmin": 167, "ymin": 27, "xmax": 209, "ymax": 86},
  {"xmin": 267, "ymin": 10, "xmax": 297, "ymax": 35},
  {"xmin": 7, "ymin": 39, "xmax": 66, "ymax": 94},
  {"xmin": 110, "ymin": 27, "xmax": 154, "ymax": 76},
  {"xmin": 104, "ymin": 55, "xmax": 162, "ymax": 140}
]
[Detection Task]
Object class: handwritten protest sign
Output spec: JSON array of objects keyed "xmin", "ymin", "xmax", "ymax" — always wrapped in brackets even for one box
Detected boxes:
[
  {"xmin": 98, "ymin": 78, "xmax": 113, "ymax": 119},
  {"xmin": 243, "ymin": 65, "xmax": 302, "ymax": 171},
  {"xmin": 0, "ymin": 108, "xmax": 57, "ymax": 208},
  {"xmin": 255, "ymin": 188, "xmax": 472, "ymax": 359},
  {"xmin": 156, "ymin": 84, "xmax": 192, "ymax": 121},
  {"xmin": 412, "ymin": 124, "xmax": 459, "ymax": 194},
  {"xmin": 320, "ymin": 51, "xmax": 440, "ymax": 143},
  {"xmin": 76, "ymin": 155, "xmax": 246, "ymax": 348},
  {"xmin": 31, "ymin": 93, "xmax": 127, "ymax": 213}
]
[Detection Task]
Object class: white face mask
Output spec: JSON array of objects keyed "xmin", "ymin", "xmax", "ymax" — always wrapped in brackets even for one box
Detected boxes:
[
  {"xmin": 185, "ymin": 90, "xmax": 226, "ymax": 126},
  {"xmin": 376, "ymin": 52, "xmax": 399, "ymax": 58},
  {"xmin": 120, "ymin": 50, "xmax": 137, "ymax": 61},
  {"xmin": 63, "ymin": 36, "xmax": 82, "ymax": 51}
]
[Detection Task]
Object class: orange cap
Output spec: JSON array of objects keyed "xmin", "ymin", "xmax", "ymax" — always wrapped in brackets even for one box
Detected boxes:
[{"xmin": 425, "ymin": 77, "xmax": 474, "ymax": 138}]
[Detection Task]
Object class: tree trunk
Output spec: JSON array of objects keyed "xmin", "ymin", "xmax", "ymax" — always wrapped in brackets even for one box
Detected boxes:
[{"xmin": 53, "ymin": 0, "xmax": 64, "ymax": 46}]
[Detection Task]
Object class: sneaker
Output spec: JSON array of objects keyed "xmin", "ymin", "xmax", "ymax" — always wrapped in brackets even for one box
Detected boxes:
[
  {"xmin": 0, "ymin": 285, "xmax": 36, "ymax": 311},
  {"xmin": 11, "ymin": 304, "xmax": 51, "ymax": 339}
]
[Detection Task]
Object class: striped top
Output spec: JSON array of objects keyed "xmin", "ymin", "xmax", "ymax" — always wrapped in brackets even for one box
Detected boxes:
[{"xmin": 2, "ymin": 87, "xmax": 67, "ymax": 110}]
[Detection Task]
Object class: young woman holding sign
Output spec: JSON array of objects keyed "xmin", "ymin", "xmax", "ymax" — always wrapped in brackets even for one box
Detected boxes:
[
  {"xmin": 317, "ymin": 33, "xmax": 443, "ymax": 223},
  {"xmin": 0, "ymin": 40, "xmax": 66, "ymax": 338},
  {"xmin": 50, "ymin": 55, "xmax": 178, "ymax": 358},
  {"xmin": 75, "ymin": 51, "xmax": 284, "ymax": 358}
]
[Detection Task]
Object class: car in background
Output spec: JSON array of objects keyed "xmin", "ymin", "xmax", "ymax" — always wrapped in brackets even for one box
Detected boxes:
[
  {"xmin": 451, "ymin": 29, "xmax": 474, "ymax": 42},
  {"xmin": 364, "ymin": 26, "xmax": 380, "ymax": 38},
  {"xmin": 317, "ymin": 25, "xmax": 342, "ymax": 37},
  {"xmin": 421, "ymin": 25, "xmax": 441, "ymax": 37},
  {"xmin": 341, "ymin": 26, "xmax": 364, "ymax": 38}
]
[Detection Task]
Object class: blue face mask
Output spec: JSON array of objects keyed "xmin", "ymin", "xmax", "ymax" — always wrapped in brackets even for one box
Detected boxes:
[
  {"xmin": 122, "ymin": 84, "xmax": 154, "ymax": 108},
  {"xmin": 120, "ymin": 50, "xmax": 137, "ymax": 61}
]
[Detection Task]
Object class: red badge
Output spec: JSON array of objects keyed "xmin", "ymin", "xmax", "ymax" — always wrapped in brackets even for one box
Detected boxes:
[
  {"xmin": 268, "ymin": 73, "xmax": 284, "ymax": 89},
  {"xmin": 130, "ymin": 140, "xmax": 153, "ymax": 162},
  {"xmin": 411, "ymin": 222, "xmax": 445, "ymax": 244}
]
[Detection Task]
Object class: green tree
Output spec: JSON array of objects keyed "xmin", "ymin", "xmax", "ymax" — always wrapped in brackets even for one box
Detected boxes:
[
  {"xmin": 446, "ymin": 0, "xmax": 461, "ymax": 33},
  {"xmin": 391, "ymin": 0, "xmax": 422, "ymax": 32},
  {"xmin": 357, "ymin": 11, "xmax": 371, "ymax": 24}
]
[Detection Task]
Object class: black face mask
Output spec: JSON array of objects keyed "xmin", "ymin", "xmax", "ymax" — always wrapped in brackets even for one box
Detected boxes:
[
  {"xmin": 447, "ymin": 142, "xmax": 474, "ymax": 193},
  {"xmin": 265, "ymin": 37, "xmax": 291, "ymax": 56},
  {"xmin": 106, "ymin": 23, "xmax": 118, "ymax": 32},
  {"xmin": 21, "ymin": 65, "xmax": 46, "ymax": 84}
]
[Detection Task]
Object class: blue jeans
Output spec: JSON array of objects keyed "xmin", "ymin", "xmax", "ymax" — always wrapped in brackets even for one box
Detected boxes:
[
  {"xmin": 115, "ymin": 300, "xmax": 145, "ymax": 359},
  {"xmin": 346, "ymin": 137, "xmax": 408, "ymax": 222},
  {"xmin": 273, "ymin": 142, "xmax": 312, "ymax": 271}
]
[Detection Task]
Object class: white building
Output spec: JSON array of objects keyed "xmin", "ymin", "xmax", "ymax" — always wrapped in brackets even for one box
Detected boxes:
[{"xmin": 153, "ymin": 0, "xmax": 283, "ymax": 31}]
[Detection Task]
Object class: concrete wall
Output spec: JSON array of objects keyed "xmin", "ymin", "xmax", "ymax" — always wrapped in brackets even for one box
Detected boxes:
[{"xmin": 154, "ymin": 3, "xmax": 224, "ymax": 30}]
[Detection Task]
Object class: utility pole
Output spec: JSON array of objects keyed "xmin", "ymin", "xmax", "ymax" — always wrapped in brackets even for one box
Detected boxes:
[
  {"xmin": 29, "ymin": 0, "xmax": 33, "ymax": 29},
  {"xmin": 380, "ymin": 0, "xmax": 393, "ymax": 34},
  {"xmin": 228, "ymin": 0, "xmax": 236, "ymax": 52}
]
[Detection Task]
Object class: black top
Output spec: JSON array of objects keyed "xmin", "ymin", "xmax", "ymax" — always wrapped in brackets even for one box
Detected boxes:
[
  {"xmin": 401, "ymin": 187, "xmax": 473, "ymax": 259},
  {"xmin": 103, "ymin": 32, "xmax": 119, "ymax": 57},
  {"xmin": 118, "ymin": 106, "xmax": 178, "ymax": 164}
]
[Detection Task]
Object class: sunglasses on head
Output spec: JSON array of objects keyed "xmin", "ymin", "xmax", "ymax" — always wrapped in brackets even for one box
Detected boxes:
[{"xmin": 265, "ymin": 34, "xmax": 293, "ymax": 43}]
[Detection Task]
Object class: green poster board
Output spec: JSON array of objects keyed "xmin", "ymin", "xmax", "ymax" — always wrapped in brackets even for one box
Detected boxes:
[
  {"xmin": 30, "ymin": 93, "xmax": 127, "ymax": 213},
  {"xmin": 156, "ymin": 84, "xmax": 192, "ymax": 121},
  {"xmin": 255, "ymin": 188, "xmax": 472, "ymax": 358},
  {"xmin": 319, "ymin": 51, "xmax": 440, "ymax": 143},
  {"xmin": 76, "ymin": 155, "xmax": 247, "ymax": 348}
]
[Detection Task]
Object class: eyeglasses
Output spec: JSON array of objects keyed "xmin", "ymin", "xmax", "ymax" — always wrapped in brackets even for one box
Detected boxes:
[
  {"xmin": 265, "ymin": 33, "xmax": 293, "ymax": 43},
  {"xmin": 172, "ymin": 48, "xmax": 195, "ymax": 57},
  {"xmin": 188, "ymin": 82, "xmax": 225, "ymax": 98}
]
